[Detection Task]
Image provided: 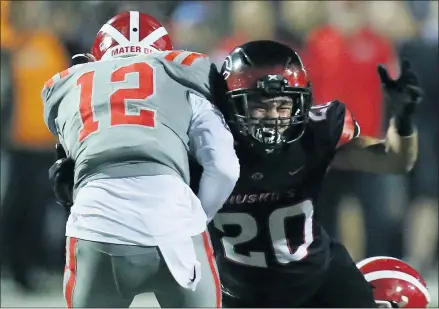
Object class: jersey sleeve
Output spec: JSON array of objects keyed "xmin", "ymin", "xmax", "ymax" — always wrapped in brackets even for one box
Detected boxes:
[
  {"xmin": 157, "ymin": 50, "xmax": 218, "ymax": 101},
  {"xmin": 41, "ymin": 65, "xmax": 83, "ymax": 136},
  {"xmin": 187, "ymin": 93, "xmax": 240, "ymax": 222},
  {"xmin": 310, "ymin": 100, "xmax": 360, "ymax": 150},
  {"xmin": 41, "ymin": 71, "xmax": 67, "ymax": 136}
]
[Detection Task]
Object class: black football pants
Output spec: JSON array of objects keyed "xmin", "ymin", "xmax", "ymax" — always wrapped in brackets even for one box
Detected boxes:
[{"xmin": 222, "ymin": 241, "xmax": 377, "ymax": 308}]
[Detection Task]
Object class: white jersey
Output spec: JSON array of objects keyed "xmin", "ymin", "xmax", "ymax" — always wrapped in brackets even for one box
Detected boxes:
[{"xmin": 43, "ymin": 51, "xmax": 239, "ymax": 290}]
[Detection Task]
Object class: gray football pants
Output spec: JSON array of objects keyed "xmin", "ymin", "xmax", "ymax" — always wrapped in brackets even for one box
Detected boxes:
[{"xmin": 63, "ymin": 232, "xmax": 221, "ymax": 308}]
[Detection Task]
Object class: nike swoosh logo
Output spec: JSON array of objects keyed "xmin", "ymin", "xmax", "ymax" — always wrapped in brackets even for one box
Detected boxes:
[
  {"xmin": 189, "ymin": 267, "xmax": 196, "ymax": 282},
  {"xmin": 289, "ymin": 166, "xmax": 304, "ymax": 176}
]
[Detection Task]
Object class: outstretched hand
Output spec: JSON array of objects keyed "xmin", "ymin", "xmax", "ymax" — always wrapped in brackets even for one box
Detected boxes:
[{"xmin": 377, "ymin": 59, "xmax": 423, "ymax": 117}]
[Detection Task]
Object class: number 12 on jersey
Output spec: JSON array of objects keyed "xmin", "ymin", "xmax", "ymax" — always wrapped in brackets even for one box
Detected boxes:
[
  {"xmin": 77, "ymin": 62, "xmax": 156, "ymax": 142},
  {"xmin": 213, "ymin": 200, "xmax": 314, "ymax": 268}
]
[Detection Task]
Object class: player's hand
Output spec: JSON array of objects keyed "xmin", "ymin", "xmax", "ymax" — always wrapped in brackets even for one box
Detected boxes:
[
  {"xmin": 377, "ymin": 59, "xmax": 423, "ymax": 118},
  {"xmin": 49, "ymin": 144, "xmax": 74, "ymax": 211}
]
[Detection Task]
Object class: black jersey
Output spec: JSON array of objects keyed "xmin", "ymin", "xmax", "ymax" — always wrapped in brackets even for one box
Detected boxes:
[{"xmin": 191, "ymin": 100, "xmax": 360, "ymax": 285}]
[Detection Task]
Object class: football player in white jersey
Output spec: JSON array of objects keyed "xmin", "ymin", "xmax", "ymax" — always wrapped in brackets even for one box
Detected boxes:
[{"xmin": 43, "ymin": 11, "xmax": 239, "ymax": 308}]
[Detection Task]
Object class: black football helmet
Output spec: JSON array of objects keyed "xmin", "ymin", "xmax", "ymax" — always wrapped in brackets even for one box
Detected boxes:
[{"xmin": 219, "ymin": 40, "xmax": 312, "ymax": 153}]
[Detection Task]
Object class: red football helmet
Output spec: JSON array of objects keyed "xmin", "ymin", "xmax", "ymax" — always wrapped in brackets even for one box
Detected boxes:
[
  {"xmin": 74, "ymin": 11, "xmax": 173, "ymax": 62},
  {"xmin": 357, "ymin": 256, "xmax": 431, "ymax": 308}
]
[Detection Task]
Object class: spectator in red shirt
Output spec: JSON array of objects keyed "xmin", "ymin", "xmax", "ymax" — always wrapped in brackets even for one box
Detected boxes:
[
  {"xmin": 305, "ymin": 1, "xmax": 406, "ymax": 260},
  {"xmin": 305, "ymin": 1, "xmax": 399, "ymax": 138}
]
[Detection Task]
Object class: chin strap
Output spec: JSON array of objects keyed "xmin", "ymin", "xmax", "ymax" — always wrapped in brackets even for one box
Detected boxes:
[
  {"xmin": 375, "ymin": 296, "xmax": 409, "ymax": 308},
  {"xmin": 376, "ymin": 300, "xmax": 395, "ymax": 308}
]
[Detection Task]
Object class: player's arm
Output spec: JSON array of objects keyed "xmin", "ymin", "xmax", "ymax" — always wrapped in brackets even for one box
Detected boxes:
[
  {"xmin": 41, "ymin": 66, "xmax": 78, "ymax": 137},
  {"xmin": 331, "ymin": 117, "xmax": 417, "ymax": 173},
  {"xmin": 42, "ymin": 82, "xmax": 58, "ymax": 136},
  {"xmin": 42, "ymin": 68, "xmax": 79, "ymax": 210},
  {"xmin": 331, "ymin": 61, "xmax": 422, "ymax": 173},
  {"xmin": 188, "ymin": 93, "xmax": 240, "ymax": 222}
]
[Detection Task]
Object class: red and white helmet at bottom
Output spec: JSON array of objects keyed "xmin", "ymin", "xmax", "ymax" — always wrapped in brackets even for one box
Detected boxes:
[{"xmin": 357, "ymin": 256, "xmax": 431, "ymax": 308}]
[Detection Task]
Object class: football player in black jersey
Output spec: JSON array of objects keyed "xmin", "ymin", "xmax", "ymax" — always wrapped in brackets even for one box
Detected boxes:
[
  {"xmin": 49, "ymin": 40, "xmax": 422, "ymax": 308},
  {"xmin": 190, "ymin": 40, "xmax": 421, "ymax": 308}
]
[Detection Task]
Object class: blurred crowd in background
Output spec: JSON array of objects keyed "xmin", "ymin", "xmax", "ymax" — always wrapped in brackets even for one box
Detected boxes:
[{"xmin": 0, "ymin": 0, "xmax": 437, "ymax": 301}]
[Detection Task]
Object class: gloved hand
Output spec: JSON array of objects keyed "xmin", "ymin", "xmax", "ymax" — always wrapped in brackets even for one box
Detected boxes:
[
  {"xmin": 377, "ymin": 60, "xmax": 423, "ymax": 136},
  {"xmin": 48, "ymin": 143, "xmax": 74, "ymax": 211}
]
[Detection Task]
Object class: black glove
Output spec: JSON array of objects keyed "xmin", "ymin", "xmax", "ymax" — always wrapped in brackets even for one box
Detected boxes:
[
  {"xmin": 48, "ymin": 143, "xmax": 74, "ymax": 211},
  {"xmin": 377, "ymin": 60, "xmax": 423, "ymax": 136}
]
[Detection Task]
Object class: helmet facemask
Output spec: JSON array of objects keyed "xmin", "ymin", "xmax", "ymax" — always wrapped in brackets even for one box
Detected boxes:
[{"xmin": 227, "ymin": 76, "xmax": 312, "ymax": 152}]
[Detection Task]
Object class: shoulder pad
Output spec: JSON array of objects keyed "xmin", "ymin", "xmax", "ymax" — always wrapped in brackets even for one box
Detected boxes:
[
  {"xmin": 42, "ymin": 63, "xmax": 84, "ymax": 92},
  {"xmin": 308, "ymin": 100, "xmax": 360, "ymax": 149},
  {"xmin": 309, "ymin": 101, "xmax": 335, "ymax": 122},
  {"xmin": 162, "ymin": 50, "xmax": 209, "ymax": 66},
  {"xmin": 157, "ymin": 50, "xmax": 215, "ymax": 100}
]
